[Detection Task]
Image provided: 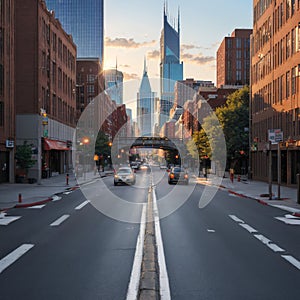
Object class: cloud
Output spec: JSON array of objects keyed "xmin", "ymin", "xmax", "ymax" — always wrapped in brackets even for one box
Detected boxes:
[
  {"xmin": 105, "ymin": 37, "xmax": 156, "ymax": 48},
  {"xmin": 120, "ymin": 64, "xmax": 131, "ymax": 68},
  {"xmin": 123, "ymin": 72, "xmax": 139, "ymax": 81},
  {"xmin": 181, "ymin": 52, "xmax": 215, "ymax": 65},
  {"xmin": 147, "ymin": 50, "xmax": 160, "ymax": 59},
  {"xmin": 181, "ymin": 44, "xmax": 201, "ymax": 51}
]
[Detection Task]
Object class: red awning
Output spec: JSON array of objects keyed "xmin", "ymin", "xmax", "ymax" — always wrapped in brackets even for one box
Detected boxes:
[{"xmin": 43, "ymin": 138, "xmax": 69, "ymax": 151}]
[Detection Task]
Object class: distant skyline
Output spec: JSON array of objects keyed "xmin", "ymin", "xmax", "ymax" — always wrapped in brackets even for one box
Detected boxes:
[{"xmin": 104, "ymin": 0, "xmax": 253, "ymax": 84}]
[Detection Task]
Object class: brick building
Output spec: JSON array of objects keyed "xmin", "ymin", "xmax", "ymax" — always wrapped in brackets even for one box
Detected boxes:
[
  {"xmin": 217, "ymin": 29, "xmax": 252, "ymax": 88},
  {"xmin": 0, "ymin": 0, "xmax": 15, "ymax": 183},
  {"xmin": 251, "ymin": 0, "xmax": 300, "ymax": 185},
  {"xmin": 15, "ymin": 0, "xmax": 77, "ymax": 182}
]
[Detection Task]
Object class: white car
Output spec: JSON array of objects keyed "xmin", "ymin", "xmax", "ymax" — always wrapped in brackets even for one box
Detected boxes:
[{"xmin": 114, "ymin": 167, "xmax": 136, "ymax": 186}]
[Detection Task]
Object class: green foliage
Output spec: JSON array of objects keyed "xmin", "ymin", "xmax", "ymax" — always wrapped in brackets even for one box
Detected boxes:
[
  {"xmin": 187, "ymin": 86, "xmax": 249, "ymax": 170},
  {"xmin": 187, "ymin": 129, "xmax": 211, "ymax": 160},
  {"xmin": 15, "ymin": 141, "xmax": 36, "ymax": 172},
  {"xmin": 95, "ymin": 131, "xmax": 111, "ymax": 157},
  {"xmin": 215, "ymin": 86, "xmax": 249, "ymax": 165}
]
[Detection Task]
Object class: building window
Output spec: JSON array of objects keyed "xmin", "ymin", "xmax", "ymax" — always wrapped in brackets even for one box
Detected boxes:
[
  {"xmin": 87, "ymin": 74, "xmax": 96, "ymax": 83},
  {"xmin": 236, "ymin": 38, "xmax": 242, "ymax": 49},
  {"xmin": 286, "ymin": 71, "xmax": 290, "ymax": 98},
  {"xmin": 292, "ymin": 66, "xmax": 297, "ymax": 94},
  {"xmin": 286, "ymin": 33, "xmax": 291, "ymax": 59},
  {"xmin": 292, "ymin": 28, "xmax": 296, "ymax": 55},
  {"xmin": 0, "ymin": 101, "xmax": 3, "ymax": 126},
  {"xmin": 236, "ymin": 60, "xmax": 242, "ymax": 70},
  {"xmin": 286, "ymin": 0, "xmax": 291, "ymax": 20}
]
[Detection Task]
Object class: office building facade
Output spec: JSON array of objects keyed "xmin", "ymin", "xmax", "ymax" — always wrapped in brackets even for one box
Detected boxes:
[
  {"xmin": 217, "ymin": 29, "xmax": 252, "ymax": 88},
  {"xmin": 0, "ymin": 0, "xmax": 15, "ymax": 183},
  {"xmin": 251, "ymin": 0, "xmax": 300, "ymax": 185},
  {"xmin": 104, "ymin": 68, "xmax": 124, "ymax": 105},
  {"xmin": 15, "ymin": 0, "xmax": 77, "ymax": 182},
  {"xmin": 45, "ymin": 0, "xmax": 104, "ymax": 63},
  {"xmin": 159, "ymin": 6, "xmax": 183, "ymax": 127}
]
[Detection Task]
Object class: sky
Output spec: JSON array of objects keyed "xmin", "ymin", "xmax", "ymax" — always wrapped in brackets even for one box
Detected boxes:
[{"xmin": 103, "ymin": 0, "xmax": 253, "ymax": 85}]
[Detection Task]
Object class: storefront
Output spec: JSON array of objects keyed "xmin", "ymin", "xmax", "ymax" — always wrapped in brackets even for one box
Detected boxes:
[{"xmin": 43, "ymin": 138, "xmax": 71, "ymax": 177}]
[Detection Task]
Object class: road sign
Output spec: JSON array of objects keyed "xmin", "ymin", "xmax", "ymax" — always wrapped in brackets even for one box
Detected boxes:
[{"xmin": 268, "ymin": 129, "xmax": 283, "ymax": 144}]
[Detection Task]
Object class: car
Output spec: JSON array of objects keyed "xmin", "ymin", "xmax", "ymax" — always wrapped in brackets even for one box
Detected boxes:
[
  {"xmin": 168, "ymin": 166, "xmax": 189, "ymax": 185},
  {"xmin": 114, "ymin": 167, "xmax": 136, "ymax": 186},
  {"xmin": 160, "ymin": 164, "xmax": 167, "ymax": 169},
  {"xmin": 140, "ymin": 163, "xmax": 151, "ymax": 172}
]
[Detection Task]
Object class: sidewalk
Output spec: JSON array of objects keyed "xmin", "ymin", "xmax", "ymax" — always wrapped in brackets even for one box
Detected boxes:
[
  {"xmin": 196, "ymin": 174, "xmax": 300, "ymax": 215},
  {"xmin": 0, "ymin": 171, "xmax": 102, "ymax": 211}
]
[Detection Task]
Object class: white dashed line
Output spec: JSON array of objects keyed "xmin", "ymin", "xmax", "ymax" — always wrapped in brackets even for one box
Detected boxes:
[
  {"xmin": 229, "ymin": 215, "xmax": 245, "ymax": 223},
  {"xmin": 254, "ymin": 234, "xmax": 285, "ymax": 252},
  {"xmin": 50, "ymin": 214, "xmax": 70, "ymax": 226},
  {"xmin": 281, "ymin": 255, "xmax": 300, "ymax": 270},
  {"xmin": 0, "ymin": 244, "xmax": 34, "ymax": 274},
  {"xmin": 229, "ymin": 214, "xmax": 300, "ymax": 271},
  {"xmin": 207, "ymin": 229, "xmax": 215, "ymax": 233},
  {"xmin": 75, "ymin": 200, "xmax": 90, "ymax": 210},
  {"xmin": 239, "ymin": 223, "xmax": 257, "ymax": 233}
]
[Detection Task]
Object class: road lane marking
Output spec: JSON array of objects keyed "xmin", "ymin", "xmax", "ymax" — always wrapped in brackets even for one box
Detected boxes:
[
  {"xmin": 239, "ymin": 223, "xmax": 257, "ymax": 233},
  {"xmin": 229, "ymin": 215, "xmax": 245, "ymax": 223},
  {"xmin": 0, "ymin": 216, "xmax": 21, "ymax": 226},
  {"xmin": 254, "ymin": 234, "xmax": 285, "ymax": 252},
  {"xmin": 0, "ymin": 244, "xmax": 34, "ymax": 274},
  {"xmin": 275, "ymin": 217, "xmax": 300, "ymax": 225},
  {"xmin": 281, "ymin": 255, "xmax": 300, "ymax": 270},
  {"xmin": 50, "ymin": 214, "xmax": 70, "ymax": 226},
  {"xmin": 27, "ymin": 205, "xmax": 46, "ymax": 209},
  {"xmin": 52, "ymin": 195, "xmax": 62, "ymax": 201},
  {"xmin": 126, "ymin": 204, "xmax": 146, "ymax": 300},
  {"xmin": 207, "ymin": 229, "xmax": 215, "ymax": 233},
  {"xmin": 229, "ymin": 214, "xmax": 300, "ymax": 271},
  {"xmin": 75, "ymin": 200, "xmax": 90, "ymax": 210},
  {"xmin": 270, "ymin": 205, "xmax": 300, "ymax": 214},
  {"xmin": 153, "ymin": 187, "xmax": 171, "ymax": 300}
]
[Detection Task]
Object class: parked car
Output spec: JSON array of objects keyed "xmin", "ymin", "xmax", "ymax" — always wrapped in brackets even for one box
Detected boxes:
[
  {"xmin": 114, "ymin": 167, "xmax": 136, "ymax": 186},
  {"xmin": 168, "ymin": 166, "xmax": 189, "ymax": 185},
  {"xmin": 160, "ymin": 164, "xmax": 167, "ymax": 169}
]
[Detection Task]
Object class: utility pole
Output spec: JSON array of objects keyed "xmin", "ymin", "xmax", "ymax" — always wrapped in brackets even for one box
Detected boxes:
[{"xmin": 268, "ymin": 141, "xmax": 272, "ymax": 200}]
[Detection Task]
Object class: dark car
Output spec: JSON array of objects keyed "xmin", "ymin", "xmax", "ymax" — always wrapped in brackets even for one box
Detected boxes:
[{"xmin": 168, "ymin": 167, "xmax": 189, "ymax": 185}]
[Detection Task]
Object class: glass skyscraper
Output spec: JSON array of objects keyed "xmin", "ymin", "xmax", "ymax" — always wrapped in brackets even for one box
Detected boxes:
[
  {"xmin": 159, "ymin": 6, "xmax": 183, "ymax": 128},
  {"xmin": 137, "ymin": 60, "xmax": 155, "ymax": 136},
  {"xmin": 45, "ymin": 0, "xmax": 104, "ymax": 63}
]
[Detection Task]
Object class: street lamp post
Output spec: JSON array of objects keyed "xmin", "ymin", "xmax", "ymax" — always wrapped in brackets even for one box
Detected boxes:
[{"xmin": 82, "ymin": 137, "xmax": 90, "ymax": 180}]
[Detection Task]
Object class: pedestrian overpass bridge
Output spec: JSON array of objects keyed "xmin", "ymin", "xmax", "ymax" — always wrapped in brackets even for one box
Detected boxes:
[{"xmin": 113, "ymin": 136, "xmax": 183, "ymax": 151}]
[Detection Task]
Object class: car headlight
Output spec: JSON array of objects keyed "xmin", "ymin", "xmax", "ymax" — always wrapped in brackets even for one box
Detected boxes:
[
  {"xmin": 114, "ymin": 175, "xmax": 119, "ymax": 178},
  {"xmin": 184, "ymin": 174, "xmax": 188, "ymax": 179}
]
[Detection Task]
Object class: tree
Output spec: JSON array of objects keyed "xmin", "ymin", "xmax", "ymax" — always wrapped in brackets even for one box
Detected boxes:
[
  {"xmin": 215, "ymin": 86, "xmax": 249, "ymax": 171},
  {"xmin": 15, "ymin": 141, "xmax": 36, "ymax": 175}
]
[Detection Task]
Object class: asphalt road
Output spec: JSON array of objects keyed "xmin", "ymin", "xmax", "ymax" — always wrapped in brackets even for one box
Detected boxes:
[
  {"xmin": 0, "ymin": 172, "xmax": 149, "ymax": 300},
  {"xmin": 154, "ymin": 170, "xmax": 300, "ymax": 299},
  {"xmin": 1, "ymin": 167, "xmax": 300, "ymax": 299}
]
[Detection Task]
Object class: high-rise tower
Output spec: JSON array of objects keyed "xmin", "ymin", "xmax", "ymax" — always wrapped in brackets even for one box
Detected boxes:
[
  {"xmin": 137, "ymin": 59, "xmax": 155, "ymax": 136},
  {"xmin": 159, "ymin": 4, "xmax": 183, "ymax": 128},
  {"xmin": 45, "ymin": 0, "xmax": 104, "ymax": 64}
]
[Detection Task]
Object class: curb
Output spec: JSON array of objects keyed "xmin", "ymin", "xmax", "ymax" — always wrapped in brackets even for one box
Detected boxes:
[
  {"xmin": 14, "ymin": 197, "xmax": 53, "ymax": 209},
  {"xmin": 0, "ymin": 183, "xmax": 80, "ymax": 212}
]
